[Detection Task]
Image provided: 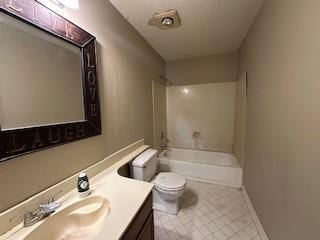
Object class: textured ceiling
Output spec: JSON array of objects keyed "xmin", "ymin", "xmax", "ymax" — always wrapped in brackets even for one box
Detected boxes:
[{"xmin": 108, "ymin": 0, "xmax": 264, "ymax": 61}]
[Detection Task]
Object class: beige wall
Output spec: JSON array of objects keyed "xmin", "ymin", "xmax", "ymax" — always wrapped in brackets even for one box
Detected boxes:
[
  {"xmin": 165, "ymin": 52, "xmax": 237, "ymax": 85},
  {"xmin": 167, "ymin": 83, "xmax": 236, "ymax": 152},
  {"xmin": 239, "ymin": 1, "xmax": 320, "ymax": 239},
  {"xmin": 0, "ymin": 0, "xmax": 164, "ymax": 212}
]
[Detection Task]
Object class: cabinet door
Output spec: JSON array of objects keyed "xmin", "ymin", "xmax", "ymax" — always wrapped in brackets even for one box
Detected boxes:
[
  {"xmin": 137, "ymin": 212, "xmax": 154, "ymax": 240},
  {"xmin": 121, "ymin": 193, "xmax": 153, "ymax": 240}
]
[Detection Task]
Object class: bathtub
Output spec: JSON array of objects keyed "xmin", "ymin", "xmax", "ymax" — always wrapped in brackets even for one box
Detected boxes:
[{"xmin": 159, "ymin": 148, "xmax": 242, "ymax": 188}]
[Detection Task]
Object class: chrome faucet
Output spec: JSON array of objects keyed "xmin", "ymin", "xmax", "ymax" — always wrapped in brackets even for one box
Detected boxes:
[
  {"xmin": 24, "ymin": 197, "xmax": 61, "ymax": 227},
  {"xmin": 160, "ymin": 142, "xmax": 168, "ymax": 148}
]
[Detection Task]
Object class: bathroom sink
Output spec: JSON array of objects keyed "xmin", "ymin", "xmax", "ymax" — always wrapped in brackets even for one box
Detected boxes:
[{"xmin": 25, "ymin": 196, "xmax": 110, "ymax": 240}]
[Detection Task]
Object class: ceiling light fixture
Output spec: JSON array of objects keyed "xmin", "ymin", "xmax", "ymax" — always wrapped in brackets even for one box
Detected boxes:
[
  {"xmin": 161, "ymin": 17, "xmax": 174, "ymax": 26},
  {"xmin": 149, "ymin": 10, "xmax": 181, "ymax": 29}
]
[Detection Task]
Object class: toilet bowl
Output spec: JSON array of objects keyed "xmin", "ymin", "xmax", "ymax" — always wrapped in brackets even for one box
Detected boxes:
[
  {"xmin": 131, "ymin": 149, "xmax": 186, "ymax": 215},
  {"xmin": 152, "ymin": 172, "xmax": 186, "ymax": 214}
]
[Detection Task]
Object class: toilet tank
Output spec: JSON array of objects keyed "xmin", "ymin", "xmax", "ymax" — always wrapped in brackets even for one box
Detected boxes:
[{"xmin": 132, "ymin": 149, "xmax": 158, "ymax": 181}]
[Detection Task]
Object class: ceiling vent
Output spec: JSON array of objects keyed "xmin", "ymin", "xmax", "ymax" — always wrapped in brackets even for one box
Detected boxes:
[{"xmin": 149, "ymin": 10, "xmax": 181, "ymax": 29}]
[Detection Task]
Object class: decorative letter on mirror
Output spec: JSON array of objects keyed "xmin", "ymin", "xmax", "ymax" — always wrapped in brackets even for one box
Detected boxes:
[{"xmin": 0, "ymin": 0, "xmax": 101, "ymax": 161}]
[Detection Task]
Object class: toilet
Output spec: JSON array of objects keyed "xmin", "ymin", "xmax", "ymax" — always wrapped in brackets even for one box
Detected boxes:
[{"xmin": 132, "ymin": 149, "xmax": 186, "ymax": 214}]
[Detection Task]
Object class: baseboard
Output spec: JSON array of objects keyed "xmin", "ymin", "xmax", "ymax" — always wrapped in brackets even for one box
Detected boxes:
[{"xmin": 242, "ymin": 186, "xmax": 269, "ymax": 240}]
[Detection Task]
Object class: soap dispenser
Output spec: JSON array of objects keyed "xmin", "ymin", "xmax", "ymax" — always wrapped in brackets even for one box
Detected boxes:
[{"xmin": 77, "ymin": 172, "xmax": 90, "ymax": 197}]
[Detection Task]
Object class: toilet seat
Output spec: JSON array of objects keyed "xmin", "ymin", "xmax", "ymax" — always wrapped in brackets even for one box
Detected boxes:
[
  {"xmin": 153, "ymin": 172, "xmax": 186, "ymax": 191},
  {"xmin": 154, "ymin": 185, "xmax": 184, "ymax": 197}
]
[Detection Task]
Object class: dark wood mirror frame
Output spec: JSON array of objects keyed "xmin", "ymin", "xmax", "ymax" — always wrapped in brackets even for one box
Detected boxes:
[{"xmin": 0, "ymin": 0, "xmax": 101, "ymax": 162}]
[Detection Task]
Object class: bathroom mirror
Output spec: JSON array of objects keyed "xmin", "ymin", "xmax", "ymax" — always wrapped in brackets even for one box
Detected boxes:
[
  {"xmin": 0, "ymin": 12, "xmax": 84, "ymax": 129},
  {"xmin": 0, "ymin": 0, "xmax": 101, "ymax": 161}
]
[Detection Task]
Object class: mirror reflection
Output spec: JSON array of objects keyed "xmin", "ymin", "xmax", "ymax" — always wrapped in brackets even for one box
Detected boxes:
[{"xmin": 0, "ymin": 12, "xmax": 84, "ymax": 130}]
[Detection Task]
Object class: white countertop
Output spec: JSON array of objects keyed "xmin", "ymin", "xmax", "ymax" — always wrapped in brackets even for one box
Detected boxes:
[{"xmin": 3, "ymin": 145, "xmax": 153, "ymax": 240}]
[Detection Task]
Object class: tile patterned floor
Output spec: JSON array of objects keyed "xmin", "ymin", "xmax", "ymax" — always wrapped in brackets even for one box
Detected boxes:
[{"xmin": 154, "ymin": 180, "xmax": 261, "ymax": 240}]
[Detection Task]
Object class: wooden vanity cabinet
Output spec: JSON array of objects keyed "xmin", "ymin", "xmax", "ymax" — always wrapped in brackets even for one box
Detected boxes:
[
  {"xmin": 121, "ymin": 192, "xmax": 154, "ymax": 240},
  {"xmin": 136, "ymin": 212, "xmax": 154, "ymax": 240}
]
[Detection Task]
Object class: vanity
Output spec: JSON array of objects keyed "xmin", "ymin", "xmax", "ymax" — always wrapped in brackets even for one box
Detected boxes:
[
  {"xmin": 1, "ymin": 143, "xmax": 155, "ymax": 240},
  {"xmin": 121, "ymin": 193, "xmax": 154, "ymax": 240}
]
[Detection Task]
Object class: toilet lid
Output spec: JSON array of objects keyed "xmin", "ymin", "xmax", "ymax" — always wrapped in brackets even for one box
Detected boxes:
[{"xmin": 154, "ymin": 172, "xmax": 186, "ymax": 190}]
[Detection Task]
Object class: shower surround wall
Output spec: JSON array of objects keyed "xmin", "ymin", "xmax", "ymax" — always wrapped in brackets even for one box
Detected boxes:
[
  {"xmin": 166, "ymin": 82, "xmax": 236, "ymax": 153},
  {"xmin": 165, "ymin": 53, "xmax": 238, "ymax": 153}
]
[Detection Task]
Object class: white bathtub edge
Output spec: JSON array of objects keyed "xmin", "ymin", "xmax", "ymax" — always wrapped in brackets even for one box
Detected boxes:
[
  {"xmin": 242, "ymin": 186, "xmax": 269, "ymax": 240},
  {"xmin": 184, "ymin": 176, "xmax": 242, "ymax": 189},
  {"xmin": 159, "ymin": 158, "xmax": 242, "ymax": 189}
]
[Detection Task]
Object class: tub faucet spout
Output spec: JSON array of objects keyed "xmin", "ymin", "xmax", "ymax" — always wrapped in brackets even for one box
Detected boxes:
[{"xmin": 160, "ymin": 132, "xmax": 169, "ymax": 149}]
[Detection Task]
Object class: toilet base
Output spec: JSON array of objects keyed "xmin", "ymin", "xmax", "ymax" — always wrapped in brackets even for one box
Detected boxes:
[{"xmin": 152, "ymin": 189, "xmax": 180, "ymax": 215}]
